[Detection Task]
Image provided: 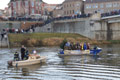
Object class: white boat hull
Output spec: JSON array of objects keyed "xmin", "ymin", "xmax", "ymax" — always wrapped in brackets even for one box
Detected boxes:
[
  {"xmin": 12, "ymin": 56, "xmax": 46, "ymax": 67},
  {"xmin": 64, "ymin": 50, "xmax": 90, "ymax": 55},
  {"xmin": 7, "ymin": 54, "xmax": 46, "ymax": 67},
  {"xmin": 58, "ymin": 49, "xmax": 102, "ymax": 56}
]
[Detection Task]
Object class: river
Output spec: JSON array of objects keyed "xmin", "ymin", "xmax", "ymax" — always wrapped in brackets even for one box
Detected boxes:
[{"xmin": 0, "ymin": 44, "xmax": 120, "ymax": 80}]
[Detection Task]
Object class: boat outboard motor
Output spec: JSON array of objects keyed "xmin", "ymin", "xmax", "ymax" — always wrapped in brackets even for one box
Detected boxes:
[
  {"xmin": 7, "ymin": 61, "xmax": 12, "ymax": 66},
  {"xmin": 90, "ymin": 47, "xmax": 102, "ymax": 55}
]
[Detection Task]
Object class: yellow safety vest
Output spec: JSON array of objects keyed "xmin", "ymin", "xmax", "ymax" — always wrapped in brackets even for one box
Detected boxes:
[{"xmin": 81, "ymin": 44, "xmax": 83, "ymax": 50}]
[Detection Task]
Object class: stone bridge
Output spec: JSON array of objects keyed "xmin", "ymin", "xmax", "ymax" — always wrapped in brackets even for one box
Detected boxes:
[
  {"xmin": 52, "ymin": 13, "xmax": 120, "ymax": 40},
  {"xmin": 95, "ymin": 14, "xmax": 120, "ymax": 40},
  {"xmin": 1, "ymin": 14, "xmax": 120, "ymax": 41}
]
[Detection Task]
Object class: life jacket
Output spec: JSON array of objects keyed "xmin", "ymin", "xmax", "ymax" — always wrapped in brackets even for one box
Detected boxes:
[
  {"xmin": 14, "ymin": 52, "xmax": 19, "ymax": 61},
  {"xmin": 14, "ymin": 52, "xmax": 19, "ymax": 57},
  {"xmin": 83, "ymin": 43, "xmax": 87, "ymax": 50}
]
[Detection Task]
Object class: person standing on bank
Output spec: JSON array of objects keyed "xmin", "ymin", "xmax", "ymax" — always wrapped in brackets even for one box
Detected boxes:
[{"xmin": 20, "ymin": 45, "xmax": 26, "ymax": 60}]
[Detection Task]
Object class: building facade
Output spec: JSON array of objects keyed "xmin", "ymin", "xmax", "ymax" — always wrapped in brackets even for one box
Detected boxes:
[
  {"xmin": 43, "ymin": 3, "xmax": 57, "ymax": 16},
  {"xmin": 63, "ymin": 0, "xmax": 83, "ymax": 16},
  {"xmin": 53, "ymin": 4, "xmax": 63, "ymax": 18},
  {"xmin": 0, "ymin": 9, "xmax": 4, "ymax": 17},
  {"xmin": 9, "ymin": 0, "xmax": 43, "ymax": 17},
  {"xmin": 84, "ymin": 0, "xmax": 120, "ymax": 14}
]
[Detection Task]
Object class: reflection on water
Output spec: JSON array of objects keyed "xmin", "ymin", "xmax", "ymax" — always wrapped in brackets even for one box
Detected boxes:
[
  {"xmin": 8, "ymin": 64, "xmax": 44, "ymax": 76},
  {"xmin": 0, "ymin": 44, "xmax": 120, "ymax": 80},
  {"xmin": 59, "ymin": 55, "xmax": 100, "ymax": 66}
]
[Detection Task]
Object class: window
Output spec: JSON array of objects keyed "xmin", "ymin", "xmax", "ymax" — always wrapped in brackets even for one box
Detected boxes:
[
  {"xmin": 106, "ymin": 3, "xmax": 112, "ymax": 8},
  {"xmin": 98, "ymin": 9, "xmax": 104, "ymax": 13},
  {"xmin": 73, "ymin": 10, "xmax": 74, "ymax": 14},
  {"xmin": 31, "ymin": 1, "xmax": 34, "ymax": 7},
  {"xmin": 25, "ymin": 1, "xmax": 28, "ymax": 8},
  {"xmin": 93, "ymin": 4, "xmax": 98, "ymax": 8},
  {"xmin": 67, "ymin": 11, "xmax": 69, "ymax": 14},
  {"xmin": 86, "ymin": 5, "xmax": 91, "ymax": 9},
  {"xmin": 73, "ymin": 4, "xmax": 74, "ymax": 7},
  {"xmin": 67, "ymin": 4, "xmax": 68, "ymax": 7},
  {"xmin": 13, "ymin": 2, "xmax": 16, "ymax": 8},
  {"xmin": 113, "ymin": 3, "xmax": 117, "ymax": 7},
  {"xmin": 64, "ymin": 5, "xmax": 66, "ymax": 8},
  {"xmin": 76, "ymin": 3, "xmax": 80, "ymax": 7},
  {"xmin": 101, "ymin": 9, "xmax": 104, "ymax": 13},
  {"xmin": 70, "ymin": 4, "xmax": 71, "ymax": 7},
  {"xmin": 100, "ymin": 4, "xmax": 104, "ymax": 8},
  {"xmin": 18, "ymin": 1, "xmax": 20, "ymax": 10},
  {"xmin": 118, "ymin": 3, "xmax": 120, "ymax": 7},
  {"xmin": 32, "ymin": 9, "xmax": 34, "ymax": 14},
  {"xmin": 39, "ymin": 2, "xmax": 41, "ymax": 6},
  {"xmin": 64, "ymin": 11, "xmax": 66, "ymax": 15},
  {"xmin": 70, "ymin": 10, "xmax": 71, "ymax": 14}
]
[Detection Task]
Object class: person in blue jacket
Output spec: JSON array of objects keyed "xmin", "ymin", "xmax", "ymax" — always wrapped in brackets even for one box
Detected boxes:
[{"xmin": 83, "ymin": 42, "xmax": 87, "ymax": 50}]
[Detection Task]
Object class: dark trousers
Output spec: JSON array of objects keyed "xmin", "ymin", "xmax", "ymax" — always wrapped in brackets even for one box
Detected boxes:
[{"xmin": 21, "ymin": 53, "xmax": 25, "ymax": 60}]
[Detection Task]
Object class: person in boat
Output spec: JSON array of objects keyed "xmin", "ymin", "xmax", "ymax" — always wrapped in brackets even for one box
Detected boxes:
[
  {"xmin": 14, "ymin": 52, "xmax": 20, "ymax": 61},
  {"xmin": 83, "ymin": 42, "xmax": 87, "ymax": 50},
  {"xmin": 24, "ymin": 50, "xmax": 29, "ymax": 60},
  {"xmin": 70, "ymin": 42, "xmax": 74, "ymax": 50},
  {"xmin": 87, "ymin": 43, "xmax": 90, "ymax": 50},
  {"xmin": 60, "ymin": 39, "xmax": 67, "ymax": 50},
  {"xmin": 76, "ymin": 42, "xmax": 80, "ymax": 50},
  {"xmin": 32, "ymin": 50, "xmax": 37, "ymax": 54},
  {"xmin": 81, "ymin": 43, "xmax": 84, "ymax": 50},
  {"xmin": 79, "ymin": 43, "xmax": 82, "ymax": 50},
  {"xmin": 93, "ymin": 45, "xmax": 97, "ymax": 50},
  {"xmin": 64, "ymin": 42, "xmax": 71, "ymax": 50},
  {"xmin": 20, "ymin": 45, "xmax": 26, "ymax": 60},
  {"xmin": 31, "ymin": 50, "xmax": 41, "ymax": 59},
  {"xmin": 73, "ymin": 42, "xmax": 77, "ymax": 50}
]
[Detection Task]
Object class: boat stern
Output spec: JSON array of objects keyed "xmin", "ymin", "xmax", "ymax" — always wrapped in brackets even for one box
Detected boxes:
[
  {"xmin": 90, "ymin": 48, "xmax": 102, "ymax": 55},
  {"xmin": 7, "ymin": 60, "xmax": 13, "ymax": 66}
]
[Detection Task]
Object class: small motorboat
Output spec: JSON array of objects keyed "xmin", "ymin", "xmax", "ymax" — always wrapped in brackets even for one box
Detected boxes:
[
  {"xmin": 8, "ymin": 54, "xmax": 46, "ymax": 67},
  {"xmin": 58, "ymin": 48, "xmax": 102, "ymax": 56}
]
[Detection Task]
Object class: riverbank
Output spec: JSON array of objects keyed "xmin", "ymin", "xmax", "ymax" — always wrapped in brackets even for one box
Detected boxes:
[{"xmin": 8, "ymin": 33, "xmax": 110, "ymax": 47}]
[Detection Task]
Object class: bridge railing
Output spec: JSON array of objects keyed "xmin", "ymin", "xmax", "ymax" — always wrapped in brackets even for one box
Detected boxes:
[
  {"xmin": 43, "ymin": 14, "xmax": 91, "ymax": 25},
  {"xmin": 0, "ymin": 17, "xmax": 44, "ymax": 22},
  {"xmin": 101, "ymin": 10, "xmax": 120, "ymax": 17}
]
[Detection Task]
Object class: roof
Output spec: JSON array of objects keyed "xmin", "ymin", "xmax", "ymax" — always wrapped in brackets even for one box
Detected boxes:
[{"xmin": 85, "ymin": 0, "xmax": 120, "ymax": 3}]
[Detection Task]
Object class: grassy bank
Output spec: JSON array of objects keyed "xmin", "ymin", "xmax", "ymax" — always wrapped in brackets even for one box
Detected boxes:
[
  {"xmin": 108, "ymin": 40, "xmax": 120, "ymax": 44},
  {"xmin": 8, "ymin": 33, "xmax": 107, "ymax": 47}
]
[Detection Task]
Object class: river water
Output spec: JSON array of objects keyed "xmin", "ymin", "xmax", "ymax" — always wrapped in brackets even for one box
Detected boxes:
[{"xmin": 0, "ymin": 44, "xmax": 120, "ymax": 80}]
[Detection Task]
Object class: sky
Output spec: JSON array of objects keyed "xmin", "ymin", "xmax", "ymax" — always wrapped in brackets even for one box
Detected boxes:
[{"xmin": 0, "ymin": 0, "xmax": 65, "ymax": 9}]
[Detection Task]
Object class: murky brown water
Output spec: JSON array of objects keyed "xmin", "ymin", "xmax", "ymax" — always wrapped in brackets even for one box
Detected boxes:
[{"xmin": 0, "ymin": 44, "xmax": 120, "ymax": 80}]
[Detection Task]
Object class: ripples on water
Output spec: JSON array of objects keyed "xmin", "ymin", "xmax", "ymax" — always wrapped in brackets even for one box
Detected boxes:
[{"xmin": 0, "ymin": 45, "xmax": 120, "ymax": 80}]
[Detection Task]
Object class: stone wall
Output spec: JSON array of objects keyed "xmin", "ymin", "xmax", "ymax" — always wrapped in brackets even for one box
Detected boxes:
[
  {"xmin": 53, "ymin": 18, "xmax": 95, "ymax": 39},
  {"xmin": 108, "ymin": 22, "xmax": 120, "ymax": 40},
  {"xmin": 35, "ymin": 22, "xmax": 53, "ymax": 33},
  {"xmin": 0, "ymin": 21, "xmax": 21, "ymax": 31}
]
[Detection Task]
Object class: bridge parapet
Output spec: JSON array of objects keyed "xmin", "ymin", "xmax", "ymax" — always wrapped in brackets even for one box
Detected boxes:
[
  {"xmin": 54, "ymin": 18, "xmax": 90, "ymax": 23},
  {"xmin": 101, "ymin": 15, "xmax": 120, "ymax": 20},
  {"xmin": 90, "ymin": 13, "xmax": 101, "ymax": 21}
]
